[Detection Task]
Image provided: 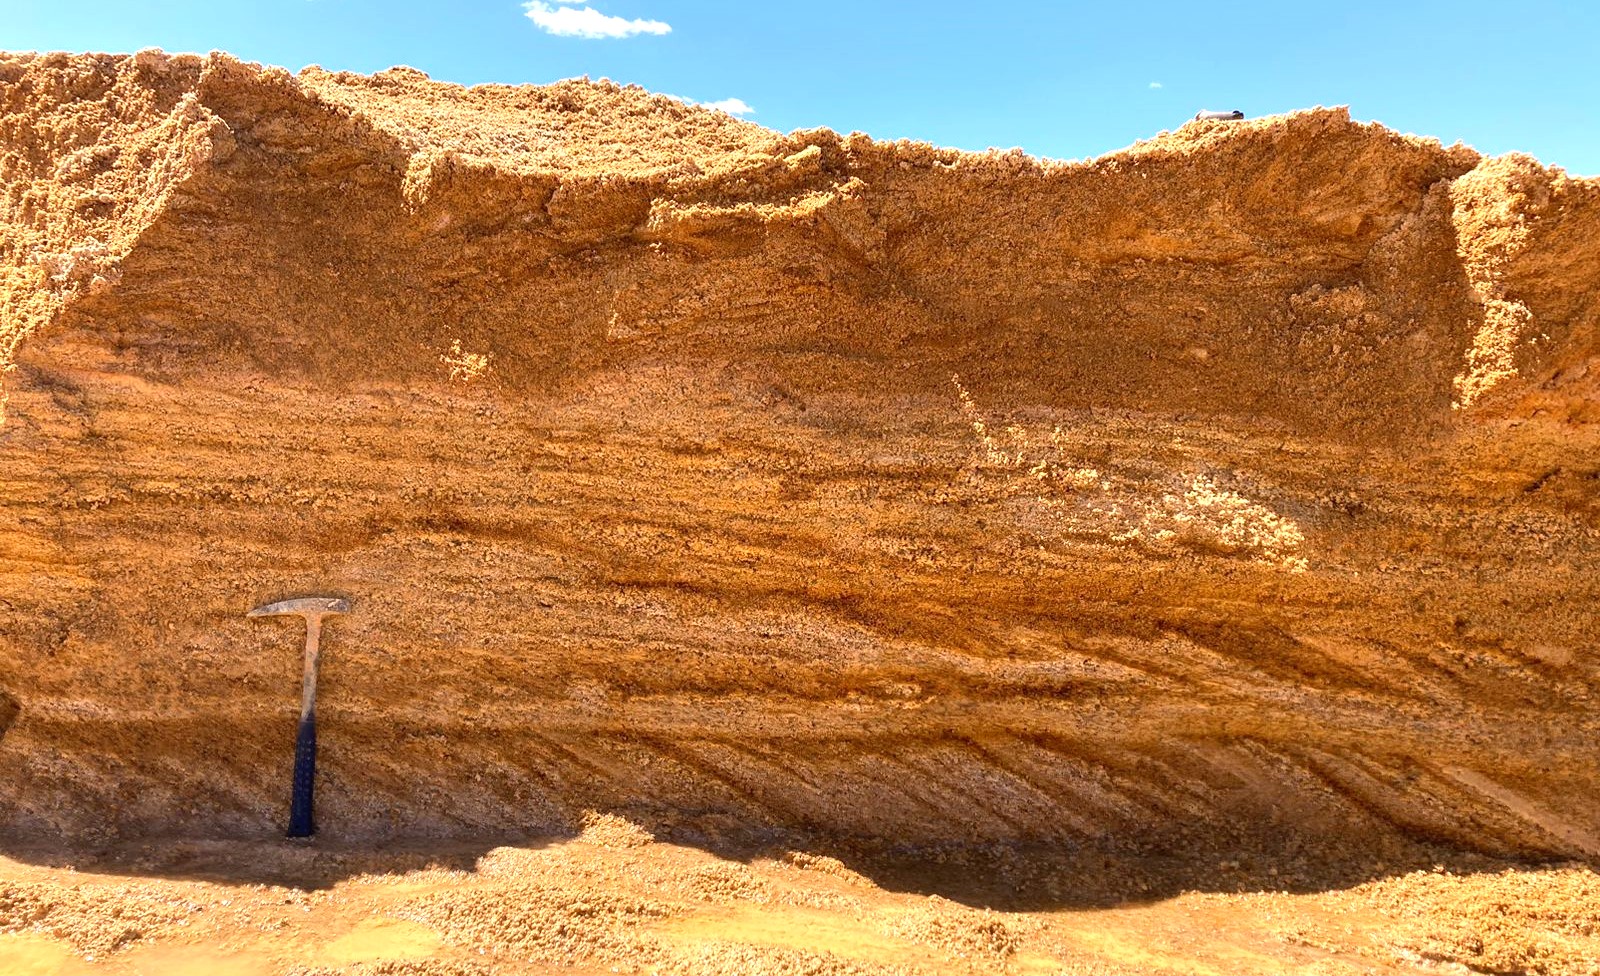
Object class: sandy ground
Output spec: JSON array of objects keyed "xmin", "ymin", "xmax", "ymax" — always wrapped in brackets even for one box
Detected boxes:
[{"xmin": 4, "ymin": 816, "xmax": 1599, "ymax": 976}]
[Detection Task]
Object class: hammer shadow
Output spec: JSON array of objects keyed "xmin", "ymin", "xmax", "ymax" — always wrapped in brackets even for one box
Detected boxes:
[{"xmin": 0, "ymin": 832, "xmax": 573, "ymax": 892}]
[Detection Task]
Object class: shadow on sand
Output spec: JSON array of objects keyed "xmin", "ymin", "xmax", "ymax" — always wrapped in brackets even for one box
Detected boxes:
[{"xmin": 0, "ymin": 811, "xmax": 1585, "ymax": 912}]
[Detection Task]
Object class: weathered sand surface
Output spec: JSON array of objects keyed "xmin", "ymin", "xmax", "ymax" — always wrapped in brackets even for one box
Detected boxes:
[
  {"xmin": 1, "ymin": 50, "xmax": 1598, "ymax": 972},
  {"xmin": 3, "ymin": 826, "xmax": 1600, "ymax": 975}
]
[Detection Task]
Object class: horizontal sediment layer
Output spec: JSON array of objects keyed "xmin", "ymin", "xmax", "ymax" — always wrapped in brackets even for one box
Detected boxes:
[{"xmin": 1, "ymin": 51, "xmax": 1597, "ymax": 856}]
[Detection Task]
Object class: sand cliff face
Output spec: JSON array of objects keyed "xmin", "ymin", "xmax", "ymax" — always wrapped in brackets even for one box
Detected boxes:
[{"xmin": 0, "ymin": 51, "xmax": 1596, "ymax": 855}]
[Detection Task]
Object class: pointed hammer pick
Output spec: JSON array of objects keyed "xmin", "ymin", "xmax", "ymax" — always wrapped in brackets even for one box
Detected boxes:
[{"xmin": 248, "ymin": 596, "xmax": 350, "ymax": 838}]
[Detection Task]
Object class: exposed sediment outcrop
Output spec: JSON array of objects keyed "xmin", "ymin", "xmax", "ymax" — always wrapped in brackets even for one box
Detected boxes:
[{"xmin": 1, "ymin": 51, "xmax": 1597, "ymax": 857}]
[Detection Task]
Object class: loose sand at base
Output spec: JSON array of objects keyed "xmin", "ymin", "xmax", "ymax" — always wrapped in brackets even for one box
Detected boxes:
[{"xmin": 3, "ymin": 827, "xmax": 1599, "ymax": 975}]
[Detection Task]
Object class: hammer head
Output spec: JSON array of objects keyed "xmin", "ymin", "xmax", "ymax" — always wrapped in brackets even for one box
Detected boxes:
[{"xmin": 248, "ymin": 596, "xmax": 351, "ymax": 620}]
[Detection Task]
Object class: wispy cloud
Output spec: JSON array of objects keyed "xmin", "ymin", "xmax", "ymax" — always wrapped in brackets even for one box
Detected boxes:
[
  {"xmin": 1149, "ymin": 81, "xmax": 1163, "ymax": 89},
  {"xmin": 523, "ymin": 0, "xmax": 671, "ymax": 39},
  {"xmin": 700, "ymin": 97, "xmax": 754, "ymax": 116},
  {"xmin": 658, "ymin": 92, "xmax": 757, "ymax": 117}
]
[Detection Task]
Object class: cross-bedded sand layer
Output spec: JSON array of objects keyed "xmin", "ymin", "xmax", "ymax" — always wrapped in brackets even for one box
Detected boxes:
[{"xmin": 1, "ymin": 48, "xmax": 1598, "ymax": 972}]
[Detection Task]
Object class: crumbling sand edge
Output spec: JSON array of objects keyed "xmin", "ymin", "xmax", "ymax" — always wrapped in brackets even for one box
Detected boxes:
[{"xmin": 4, "ymin": 50, "xmax": 1597, "ymax": 433}]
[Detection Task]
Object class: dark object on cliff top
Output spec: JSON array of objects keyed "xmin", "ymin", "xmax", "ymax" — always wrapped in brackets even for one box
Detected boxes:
[
  {"xmin": 248, "ymin": 596, "xmax": 351, "ymax": 838},
  {"xmin": 1195, "ymin": 109, "xmax": 1246, "ymax": 121}
]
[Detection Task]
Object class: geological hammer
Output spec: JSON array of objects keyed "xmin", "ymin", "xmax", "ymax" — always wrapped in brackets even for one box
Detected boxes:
[{"xmin": 248, "ymin": 596, "xmax": 350, "ymax": 838}]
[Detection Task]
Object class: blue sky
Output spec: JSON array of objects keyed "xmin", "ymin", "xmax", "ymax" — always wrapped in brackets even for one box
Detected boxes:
[{"xmin": 7, "ymin": 1, "xmax": 1599, "ymax": 174}]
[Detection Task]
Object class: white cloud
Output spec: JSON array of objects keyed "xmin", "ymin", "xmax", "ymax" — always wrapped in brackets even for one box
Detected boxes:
[
  {"xmin": 700, "ymin": 97, "xmax": 754, "ymax": 116},
  {"xmin": 523, "ymin": 0, "xmax": 671, "ymax": 39},
  {"xmin": 1149, "ymin": 81, "xmax": 1163, "ymax": 89},
  {"xmin": 657, "ymin": 92, "xmax": 757, "ymax": 117}
]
